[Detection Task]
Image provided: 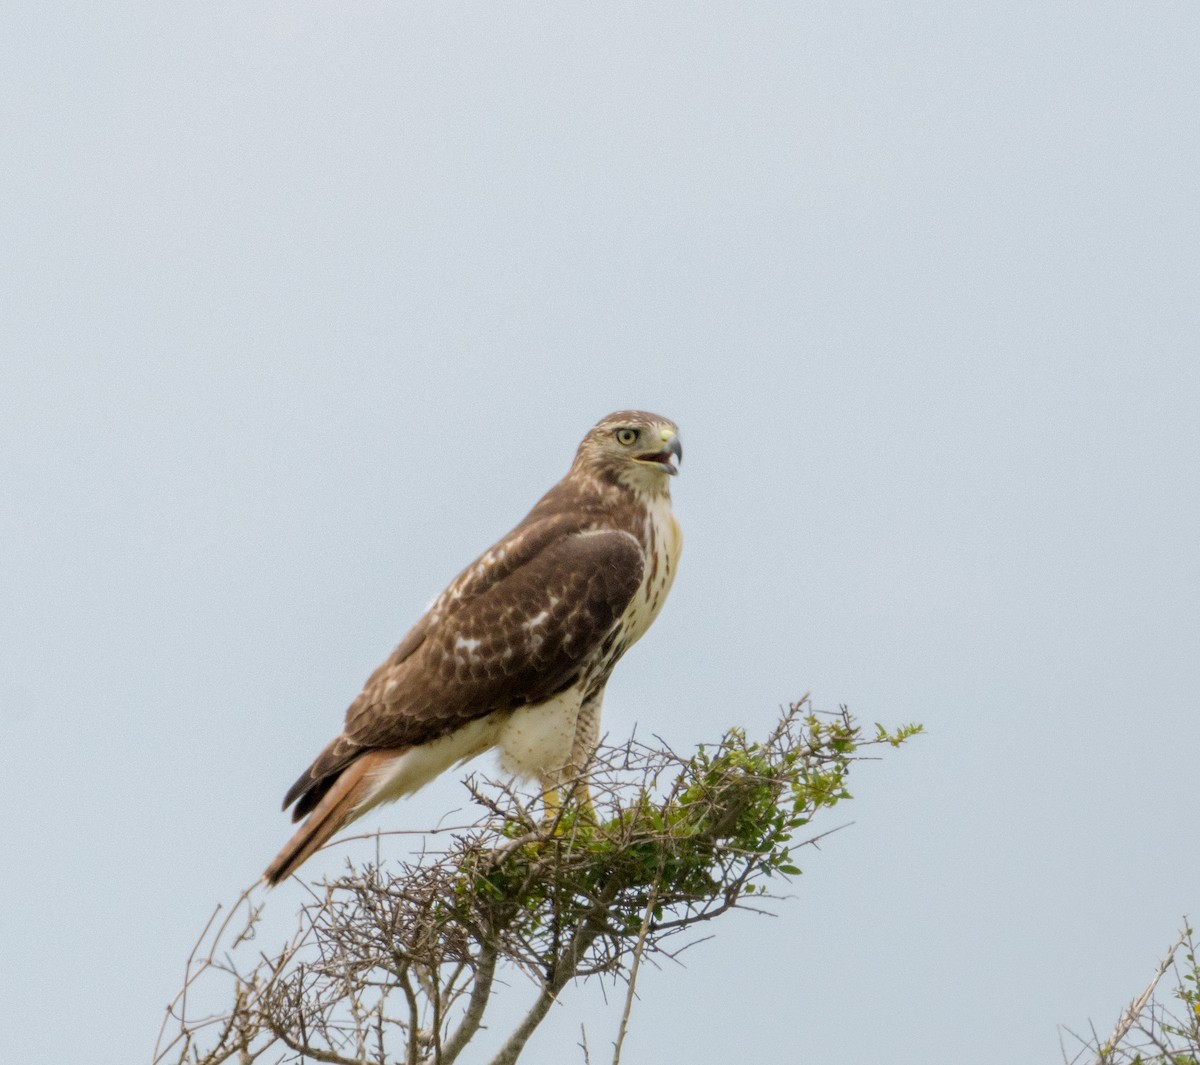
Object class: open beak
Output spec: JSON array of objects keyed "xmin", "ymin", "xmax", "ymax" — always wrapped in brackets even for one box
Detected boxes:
[{"xmin": 636, "ymin": 433, "xmax": 682, "ymax": 475}]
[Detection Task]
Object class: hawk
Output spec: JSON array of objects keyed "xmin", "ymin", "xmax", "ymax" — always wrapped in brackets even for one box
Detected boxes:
[{"xmin": 263, "ymin": 411, "xmax": 683, "ymax": 884}]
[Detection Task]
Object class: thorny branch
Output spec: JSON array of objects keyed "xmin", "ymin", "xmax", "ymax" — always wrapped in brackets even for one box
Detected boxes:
[
  {"xmin": 1061, "ymin": 922, "xmax": 1200, "ymax": 1065},
  {"xmin": 155, "ymin": 698, "xmax": 921, "ymax": 1065}
]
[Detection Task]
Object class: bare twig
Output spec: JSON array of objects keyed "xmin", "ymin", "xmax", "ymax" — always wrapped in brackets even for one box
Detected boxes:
[
  {"xmin": 438, "ymin": 939, "xmax": 498, "ymax": 1064},
  {"xmin": 1060, "ymin": 920, "xmax": 1199, "ymax": 1065},
  {"xmin": 1099, "ymin": 927, "xmax": 1188, "ymax": 1059},
  {"xmin": 157, "ymin": 699, "xmax": 919, "ymax": 1065},
  {"xmin": 611, "ymin": 873, "xmax": 661, "ymax": 1065}
]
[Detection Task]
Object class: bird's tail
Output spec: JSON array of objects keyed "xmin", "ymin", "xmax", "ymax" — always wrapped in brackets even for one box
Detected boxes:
[{"xmin": 262, "ymin": 751, "xmax": 391, "ymax": 886}]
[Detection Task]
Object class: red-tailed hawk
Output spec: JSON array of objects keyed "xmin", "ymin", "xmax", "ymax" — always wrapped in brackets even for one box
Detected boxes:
[{"xmin": 263, "ymin": 411, "xmax": 682, "ymax": 884}]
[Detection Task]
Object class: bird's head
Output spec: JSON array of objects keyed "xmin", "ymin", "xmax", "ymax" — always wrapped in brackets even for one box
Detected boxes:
[{"xmin": 572, "ymin": 410, "xmax": 682, "ymax": 495}]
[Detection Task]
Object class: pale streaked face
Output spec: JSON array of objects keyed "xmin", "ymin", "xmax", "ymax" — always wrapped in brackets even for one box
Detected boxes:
[{"xmin": 574, "ymin": 410, "xmax": 682, "ymax": 494}]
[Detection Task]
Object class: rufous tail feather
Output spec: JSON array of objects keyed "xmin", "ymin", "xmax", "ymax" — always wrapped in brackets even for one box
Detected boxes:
[{"xmin": 262, "ymin": 752, "xmax": 389, "ymax": 886}]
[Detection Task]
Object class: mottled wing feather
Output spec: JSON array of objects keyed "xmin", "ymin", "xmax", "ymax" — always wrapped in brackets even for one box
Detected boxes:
[
  {"xmin": 343, "ymin": 513, "xmax": 586, "ymax": 698},
  {"xmin": 285, "ymin": 525, "xmax": 644, "ymax": 816}
]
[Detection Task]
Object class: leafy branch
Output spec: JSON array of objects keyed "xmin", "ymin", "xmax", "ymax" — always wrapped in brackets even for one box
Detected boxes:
[{"xmin": 155, "ymin": 697, "xmax": 922, "ymax": 1065}]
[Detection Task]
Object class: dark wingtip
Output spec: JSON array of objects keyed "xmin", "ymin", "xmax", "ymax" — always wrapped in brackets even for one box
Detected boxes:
[
  {"xmin": 281, "ymin": 769, "xmax": 314, "ymax": 816},
  {"xmin": 289, "ymin": 774, "xmax": 338, "ymax": 822}
]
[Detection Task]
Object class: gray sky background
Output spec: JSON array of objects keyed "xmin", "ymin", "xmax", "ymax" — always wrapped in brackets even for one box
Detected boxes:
[{"xmin": 3, "ymin": 4, "xmax": 1198, "ymax": 1063}]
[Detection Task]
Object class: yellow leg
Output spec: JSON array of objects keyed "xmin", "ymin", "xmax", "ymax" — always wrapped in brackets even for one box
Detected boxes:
[
  {"xmin": 539, "ymin": 779, "xmax": 598, "ymax": 826},
  {"xmin": 569, "ymin": 779, "xmax": 596, "ymax": 821},
  {"xmin": 540, "ymin": 782, "xmax": 562, "ymax": 825}
]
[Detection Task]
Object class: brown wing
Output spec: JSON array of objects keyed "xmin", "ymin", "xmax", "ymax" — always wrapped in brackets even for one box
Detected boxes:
[{"xmin": 283, "ymin": 525, "xmax": 644, "ymax": 819}]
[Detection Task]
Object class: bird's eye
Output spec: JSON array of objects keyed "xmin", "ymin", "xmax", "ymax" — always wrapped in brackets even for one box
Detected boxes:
[{"xmin": 615, "ymin": 428, "xmax": 639, "ymax": 446}]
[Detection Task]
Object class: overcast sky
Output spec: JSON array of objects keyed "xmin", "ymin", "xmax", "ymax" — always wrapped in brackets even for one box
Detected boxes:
[{"xmin": 3, "ymin": 4, "xmax": 1199, "ymax": 1063}]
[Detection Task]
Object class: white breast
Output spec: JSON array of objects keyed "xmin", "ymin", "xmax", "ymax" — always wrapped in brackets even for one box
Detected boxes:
[{"xmin": 622, "ymin": 492, "xmax": 683, "ymax": 646}]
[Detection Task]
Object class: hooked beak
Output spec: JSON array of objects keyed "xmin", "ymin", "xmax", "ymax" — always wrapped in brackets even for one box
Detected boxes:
[{"xmin": 635, "ymin": 432, "xmax": 682, "ymax": 475}]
